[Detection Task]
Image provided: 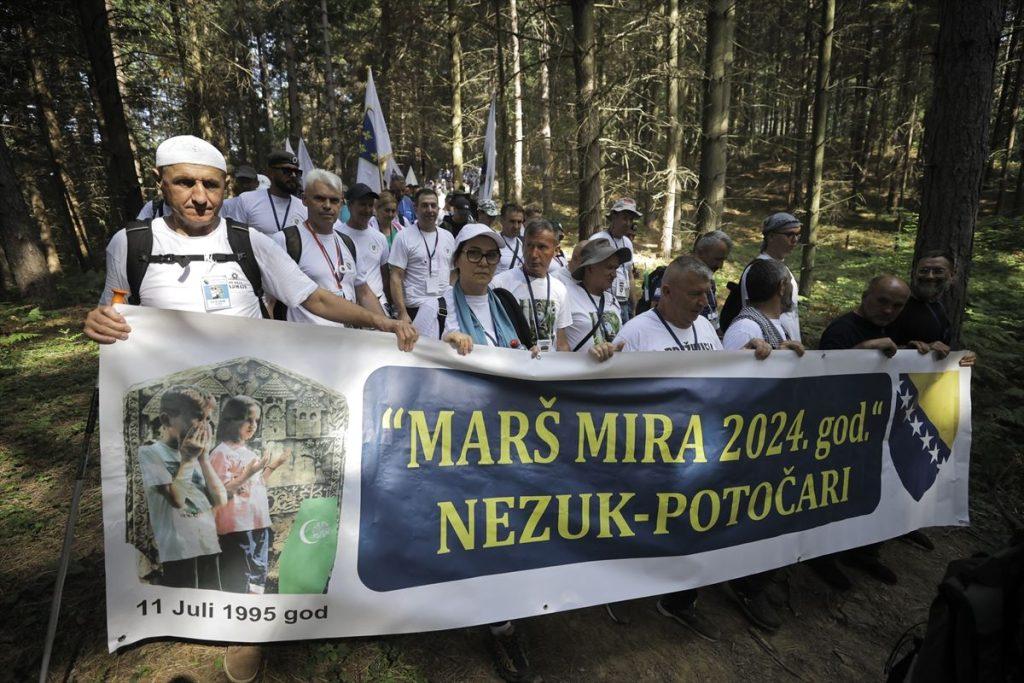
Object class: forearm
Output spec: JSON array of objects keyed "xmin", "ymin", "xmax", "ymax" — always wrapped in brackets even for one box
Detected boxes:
[
  {"xmin": 389, "ymin": 270, "xmax": 409, "ymax": 316},
  {"xmin": 357, "ymin": 284, "xmax": 386, "ymax": 317},
  {"xmin": 302, "ymin": 288, "xmax": 387, "ymax": 328},
  {"xmin": 556, "ymin": 329, "xmax": 570, "ymax": 352},
  {"xmin": 198, "ymin": 458, "xmax": 227, "ymax": 506}
]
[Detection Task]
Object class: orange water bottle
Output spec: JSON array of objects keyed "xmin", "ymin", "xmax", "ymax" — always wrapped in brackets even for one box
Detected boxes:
[{"xmin": 110, "ymin": 288, "xmax": 129, "ymax": 305}]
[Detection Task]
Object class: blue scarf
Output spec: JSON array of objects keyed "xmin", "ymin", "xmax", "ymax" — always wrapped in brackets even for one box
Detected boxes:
[{"xmin": 452, "ymin": 281, "xmax": 520, "ymax": 348}]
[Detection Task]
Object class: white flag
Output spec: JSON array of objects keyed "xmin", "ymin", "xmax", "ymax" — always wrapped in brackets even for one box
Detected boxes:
[
  {"xmin": 284, "ymin": 138, "xmax": 294, "ymax": 154},
  {"xmin": 296, "ymin": 138, "xmax": 315, "ymax": 177},
  {"xmin": 478, "ymin": 98, "xmax": 496, "ymax": 202},
  {"xmin": 356, "ymin": 67, "xmax": 395, "ymax": 193},
  {"xmin": 405, "ymin": 166, "xmax": 419, "ymax": 187}
]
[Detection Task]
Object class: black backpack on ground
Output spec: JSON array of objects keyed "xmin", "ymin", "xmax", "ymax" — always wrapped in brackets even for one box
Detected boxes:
[
  {"xmin": 124, "ymin": 219, "xmax": 269, "ymax": 319},
  {"xmin": 637, "ymin": 266, "xmax": 666, "ymax": 315},
  {"xmin": 885, "ymin": 530, "xmax": 1024, "ymax": 683},
  {"xmin": 435, "ymin": 287, "xmax": 533, "ymax": 347},
  {"xmin": 273, "ymin": 224, "xmax": 358, "ymax": 320}
]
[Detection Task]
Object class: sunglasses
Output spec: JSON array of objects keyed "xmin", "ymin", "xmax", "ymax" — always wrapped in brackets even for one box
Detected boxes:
[
  {"xmin": 464, "ymin": 248, "xmax": 501, "ymax": 265},
  {"xmin": 274, "ymin": 167, "xmax": 302, "ymax": 177}
]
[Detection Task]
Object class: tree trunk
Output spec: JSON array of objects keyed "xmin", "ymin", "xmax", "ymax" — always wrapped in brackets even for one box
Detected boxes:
[
  {"xmin": 255, "ymin": 30, "xmax": 275, "ymax": 141},
  {"xmin": 789, "ymin": 5, "xmax": 815, "ymax": 208},
  {"xmin": 916, "ymin": 0, "xmax": 1002, "ymax": 345},
  {"xmin": 538, "ymin": 17, "xmax": 554, "ymax": 215},
  {"xmin": 510, "ymin": 0, "xmax": 524, "ymax": 203},
  {"xmin": 798, "ymin": 0, "xmax": 835, "ymax": 297},
  {"xmin": 571, "ymin": 0, "xmax": 602, "ymax": 240},
  {"xmin": 320, "ymin": 0, "xmax": 341, "ymax": 171},
  {"xmin": 694, "ymin": 0, "xmax": 735, "ymax": 233},
  {"xmin": 75, "ymin": 0, "xmax": 144, "ymax": 227},
  {"xmin": 285, "ymin": 23, "xmax": 302, "ymax": 146},
  {"xmin": 660, "ymin": 0, "xmax": 681, "ymax": 257},
  {"xmin": 449, "ymin": 0, "xmax": 464, "ymax": 187},
  {"xmin": 0, "ymin": 133, "xmax": 56, "ymax": 302},
  {"xmin": 985, "ymin": 0, "xmax": 1024, "ymax": 184},
  {"xmin": 24, "ymin": 27, "xmax": 94, "ymax": 269}
]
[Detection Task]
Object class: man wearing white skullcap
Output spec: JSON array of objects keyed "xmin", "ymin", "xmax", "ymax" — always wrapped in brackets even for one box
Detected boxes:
[{"xmin": 83, "ymin": 134, "xmax": 418, "ymax": 680}]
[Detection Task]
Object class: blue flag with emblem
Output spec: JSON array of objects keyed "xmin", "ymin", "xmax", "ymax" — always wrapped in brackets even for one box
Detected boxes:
[{"xmin": 356, "ymin": 67, "xmax": 394, "ymax": 193}]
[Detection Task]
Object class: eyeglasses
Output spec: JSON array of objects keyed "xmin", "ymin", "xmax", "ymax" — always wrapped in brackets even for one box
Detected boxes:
[
  {"xmin": 778, "ymin": 231, "xmax": 801, "ymax": 240},
  {"xmin": 915, "ymin": 266, "xmax": 949, "ymax": 276},
  {"xmin": 463, "ymin": 248, "xmax": 501, "ymax": 265}
]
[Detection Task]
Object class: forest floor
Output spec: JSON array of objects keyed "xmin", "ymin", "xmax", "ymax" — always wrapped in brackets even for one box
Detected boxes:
[{"xmin": 2, "ymin": 164, "xmax": 1023, "ymax": 682}]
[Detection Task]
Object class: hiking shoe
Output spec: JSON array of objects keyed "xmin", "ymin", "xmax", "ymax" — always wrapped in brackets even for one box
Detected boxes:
[
  {"xmin": 807, "ymin": 556, "xmax": 853, "ymax": 591},
  {"xmin": 902, "ymin": 529, "xmax": 935, "ymax": 551},
  {"xmin": 224, "ymin": 644, "xmax": 262, "ymax": 683},
  {"xmin": 726, "ymin": 581, "xmax": 782, "ymax": 631},
  {"xmin": 657, "ymin": 598, "xmax": 721, "ymax": 642},
  {"xmin": 842, "ymin": 552, "xmax": 899, "ymax": 585},
  {"xmin": 490, "ymin": 629, "xmax": 532, "ymax": 682}
]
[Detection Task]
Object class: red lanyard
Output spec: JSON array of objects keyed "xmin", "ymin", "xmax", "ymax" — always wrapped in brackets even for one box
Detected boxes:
[{"xmin": 305, "ymin": 221, "xmax": 345, "ymax": 291}]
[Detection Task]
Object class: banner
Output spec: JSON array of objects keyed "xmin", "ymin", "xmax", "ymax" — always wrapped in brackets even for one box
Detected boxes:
[{"xmin": 100, "ymin": 306, "xmax": 971, "ymax": 650}]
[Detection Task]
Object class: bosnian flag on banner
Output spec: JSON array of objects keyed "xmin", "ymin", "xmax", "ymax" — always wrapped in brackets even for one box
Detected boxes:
[{"xmin": 356, "ymin": 67, "xmax": 395, "ymax": 193}]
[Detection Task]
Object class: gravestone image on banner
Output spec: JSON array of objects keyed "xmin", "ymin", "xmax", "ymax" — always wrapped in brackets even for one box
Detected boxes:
[{"xmin": 122, "ymin": 357, "xmax": 348, "ymax": 594}]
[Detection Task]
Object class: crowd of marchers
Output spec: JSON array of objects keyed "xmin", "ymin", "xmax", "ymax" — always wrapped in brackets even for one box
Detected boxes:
[{"xmin": 82, "ymin": 135, "xmax": 974, "ymax": 683}]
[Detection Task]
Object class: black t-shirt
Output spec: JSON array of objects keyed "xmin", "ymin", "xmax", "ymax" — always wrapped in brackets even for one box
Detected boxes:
[
  {"xmin": 819, "ymin": 311, "xmax": 888, "ymax": 350},
  {"xmin": 888, "ymin": 295, "xmax": 951, "ymax": 346}
]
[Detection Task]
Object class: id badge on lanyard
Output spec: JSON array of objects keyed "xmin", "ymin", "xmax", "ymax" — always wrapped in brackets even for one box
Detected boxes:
[{"xmin": 202, "ymin": 275, "xmax": 231, "ymax": 311}]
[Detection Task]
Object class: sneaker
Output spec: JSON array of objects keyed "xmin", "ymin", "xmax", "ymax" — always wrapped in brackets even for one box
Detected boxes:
[
  {"xmin": 902, "ymin": 530, "xmax": 935, "ymax": 551},
  {"xmin": 807, "ymin": 556, "xmax": 853, "ymax": 591},
  {"xmin": 726, "ymin": 582, "xmax": 782, "ymax": 631},
  {"xmin": 842, "ymin": 552, "xmax": 898, "ymax": 584},
  {"xmin": 490, "ymin": 629, "xmax": 532, "ymax": 682},
  {"xmin": 656, "ymin": 598, "xmax": 721, "ymax": 642},
  {"xmin": 224, "ymin": 645, "xmax": 262, "ymax": 683}
]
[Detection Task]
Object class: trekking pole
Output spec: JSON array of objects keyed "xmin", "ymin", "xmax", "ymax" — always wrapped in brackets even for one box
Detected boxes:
[
  {"xmin": 39, "ymin": 288, "xmax": 124, "ymax": 682},
  {"xmin": 38, "ymin": 384, "xmax": 99, "ymax": 683}
]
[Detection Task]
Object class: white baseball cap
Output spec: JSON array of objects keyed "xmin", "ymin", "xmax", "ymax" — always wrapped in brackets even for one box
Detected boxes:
[
  {"xmin": 455, "ymin": 223, "xmax": 504, "ymax": 250},
  {"xmin": 155, "ymin": 135, "xmax": 227, "ymax": 172}
]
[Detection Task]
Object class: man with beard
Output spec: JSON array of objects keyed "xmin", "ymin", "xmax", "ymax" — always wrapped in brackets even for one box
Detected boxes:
[
  {"xmin": 888, "ymin": 251, "xmax": 976, "ymax": 366},
  {"xmin": 221, "ymin": 150, "xmax": 307, "ymax": 234},
  {"xmin": 339, "ymin": 183, "xmax": 391, "ymax": 315},
  {"xmin": 440, "ymin": 194, "xmax": 474, "ymax": 238},
  {"xmin": 388, "ymin": 187, "xmax": 456, "ymax": 322},
  {"xmin": 590, "ymin": 198, "xmax": 641, "ymax": 322},
  {"xmin": 723, "ymin": 258, "xmax": 805, "ymax": 355}
]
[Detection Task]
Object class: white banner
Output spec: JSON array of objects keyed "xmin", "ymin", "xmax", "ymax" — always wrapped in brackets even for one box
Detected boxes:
[{"xmin": 100, "ymin": 306, "xmax": 971, "ymax": 650}]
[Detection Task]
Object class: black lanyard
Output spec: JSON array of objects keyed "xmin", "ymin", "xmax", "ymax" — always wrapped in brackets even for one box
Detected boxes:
[
  {"xmin": 503, "ymin": 236, "xmax": 522, "ymax": 267},
  {"xmin": 707, "ymin": 281, "xmax": 717, "ymax": 312},
  {"xmin": 586, "ymin": 287, "xmax": 611, "ymax": 340},
  {"xmin": 611, "ymin": 235, "xmax": 630, "ymax": 279},
  {"xmin": 523, "ymin": 268, "xmax": 551, "ymax": 339},
  {"xmin": 419, "ymin": 228, "xmax": 439, "ymax": 275},
  {"xmin": 267, "ymin": 190, "xmax": 292, "ymax": 232},
  {"xmin": 654, "ymin": 308, "xmax": 697, "ymax": 349}
]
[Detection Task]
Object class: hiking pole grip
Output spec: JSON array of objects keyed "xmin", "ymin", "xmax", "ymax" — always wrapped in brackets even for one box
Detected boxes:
[{"xmin": 39, "ymin": 385, "xmax": 99, "ymax": 683}]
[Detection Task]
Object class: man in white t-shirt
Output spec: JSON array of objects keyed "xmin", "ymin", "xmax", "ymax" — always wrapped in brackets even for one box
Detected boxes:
[
  {"xmin": 491, "ymin": 219, "xmax": 573, "ymax": 351},
  {"xmin": 272, "ymin": 171, "xmax": 388, "ymax": 325},
  {"xmin": 220, "ymin": 150, "xmax": 307, "ymax": 235},
  {"xmin": 495, "ymin": 202, "xmax": 526, "ymax": 274},
  {"xmin": 338, "ymin": 182, "xmax": 392, "ymax": 313},
  {"xmin": 738, "ymin": 212, "xmax": 803, "ymax": 342},
  {"xmin": 723, "ymin": 258, "xmax": 806, "ymax": 354},
  {"xmin": 590, "ymin": 197, "xmax": 640, "ymax": 323},
  {"xmin": 692, "ymin": 230, "xmax": 733, "ymax": 332},
  {"xmin": 83, "ymin": 135, "xmax": 417, "ymax": 683},
  {"xmin": 615, "ymin": 255, "xmax": 779, "ymax": 641},
  {"xmin": 388, "ymin": 187, "xmax": 456, "ymax": 322}
]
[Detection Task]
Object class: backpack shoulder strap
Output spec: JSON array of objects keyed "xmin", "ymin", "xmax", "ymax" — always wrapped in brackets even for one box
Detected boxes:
[
  {"xmin": 124, "ymin": 220, "xmax": 154, "ymax": 305},
  {"xmin": 436, "ymin": 295, "xmax": 447, "ymax": 339},
  {"xmin": 282, "ymin": 224, "xmax": 302, "ymax": 263},
  {"xmin": 225, "ymin": 220, "xmax": 269, "ymax": 319},
  {"xmin": 336, "ymin": 229, "xmax": 358, "ymax": 263}
]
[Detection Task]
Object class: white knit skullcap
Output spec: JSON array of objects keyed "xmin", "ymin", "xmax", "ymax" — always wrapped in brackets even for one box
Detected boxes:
[{"xmin": 155, "ymin": 135, "xmax": 227, "ymax": 172}]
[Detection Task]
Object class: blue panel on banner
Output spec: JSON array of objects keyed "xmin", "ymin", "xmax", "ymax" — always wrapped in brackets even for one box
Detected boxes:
[{"xmin": 358, "ymin": 368, "xmax": 891, "ymax": 591}]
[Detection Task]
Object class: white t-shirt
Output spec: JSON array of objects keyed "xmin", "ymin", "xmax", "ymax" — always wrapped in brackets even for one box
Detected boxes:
[
  {"xmin": 617, "ymin": 309, "xmax": 723, "ymax": 352},
  {"xmin": 564, "ymin": 281, "xmax": 623, "ymax": 352},
  {"xmin": 740, "ymin": 253, "xmax": 801, "ymax": 342},
  {"xmin": 388, "ymin": 225, "xmax": 456, "ymax": 309},
  {"xmin": 496, "ymin": 234, "xmax": 524, "ymax": 274},
  {"xmin": 99, "ymin": 217, "xmax": 318, "ymax": 318},
  {"xmin": 550, "ymin": 265, "xmax": 575, "ymax": 287},
  {"xmin": 722, "ymin": 316, "xmax": 788, "ymax": 350},
  {"xmin": 339, "ymin": 221, "xmax": 390, "ymax": 303},
  {"xmin": 590, "ymin": 230, "xmax": 634, "ymax": 301},
  {"xmin": 220, "ymin": 189, "xmax": 307, "ymax": 235},
  {"xmin": 139, "ymin": 441, "xmax": 221, "ymax": 563},
  {"xmin": 491, "ymin": 267, "xmax": 572, "ymax": 343},
  {"xmin": 271, "ymin": 225, "xmax": 360, "ymax": 326},
  {"xmin": 413, "ymin": 288, "xmax": 495, "ymax": 346}
]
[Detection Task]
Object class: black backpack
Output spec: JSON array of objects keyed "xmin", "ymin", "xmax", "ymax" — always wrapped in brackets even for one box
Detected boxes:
[
  {"xmin": 719, "ymin": 261, "xmax": 754, "ymax": 332},
  {"xmin": 124, "ymin": 219, "xmax": 269, "ymax": 318},
  {"xmin": 273, "ymin": 224, "xmax": 358, "ymax": 320},
  {"xmin": 435, "ymin": 287, "xmax": 534, "ymax": 347},
  {"xmin": 637, "ymin": 265, "xmax": 666, "ymax": 315},
  {"xmin": 886, "ymin": 530, "xmax": 1024, "ymax": 683}
]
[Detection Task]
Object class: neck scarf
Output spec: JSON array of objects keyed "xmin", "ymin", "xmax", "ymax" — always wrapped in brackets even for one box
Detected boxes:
[
  {"xmin": 452, "ymin": 281, "xmax": 520, "ymax": 348},
  {"xmin": 733, "ymin": 305, "xmax": 788, "ymax": 348}
]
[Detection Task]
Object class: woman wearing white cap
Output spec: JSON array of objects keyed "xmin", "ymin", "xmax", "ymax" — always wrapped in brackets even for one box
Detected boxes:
[{"xmin": 412, "ymin": 223, "xmax": 534, "ymax": 353}]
